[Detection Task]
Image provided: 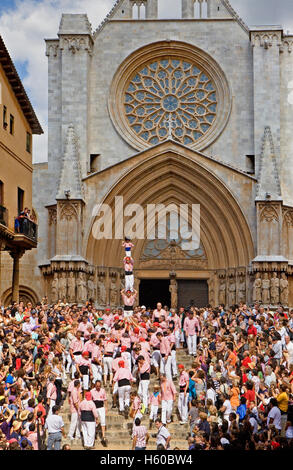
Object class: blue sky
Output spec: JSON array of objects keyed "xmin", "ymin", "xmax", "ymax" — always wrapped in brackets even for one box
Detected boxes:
[{"xmin": 0, "ymin": 0, "xmax": 293, "ymax": 162}]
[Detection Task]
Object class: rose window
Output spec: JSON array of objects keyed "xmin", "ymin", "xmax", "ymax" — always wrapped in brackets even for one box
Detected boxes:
[{"xmin": 124, "ymin": 58, "xmax": 217, "ymax": 146}]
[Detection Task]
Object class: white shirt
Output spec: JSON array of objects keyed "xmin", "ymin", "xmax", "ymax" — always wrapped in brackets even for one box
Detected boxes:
[
  {"xmin": 285, "ymin": 341, "xmax": 293, "ymax": 365},
  {"xmin": 223, "ymin": 399, "xmax": 232, "ymax": 420},
  {"xmin": 45, "ymin": 414, "xmax": 64, "ymax": 433},
  {"xmin": 267, "ymin": 406, "xmax": 281, "ymax": 430},
  {"xmin": 156, "ymin": 425, "xmax": 170, "ymax": 448}
]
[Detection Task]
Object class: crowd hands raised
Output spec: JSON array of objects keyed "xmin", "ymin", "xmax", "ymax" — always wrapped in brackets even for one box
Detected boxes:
[{"xmin": 0, "ymin": 298, "xmax": 292, "ymax": 451}]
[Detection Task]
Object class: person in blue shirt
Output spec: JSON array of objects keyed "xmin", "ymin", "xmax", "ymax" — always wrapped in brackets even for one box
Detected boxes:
[{"xmin": 236, "ymin": 396, "xmax": 247, "ymax": 423}]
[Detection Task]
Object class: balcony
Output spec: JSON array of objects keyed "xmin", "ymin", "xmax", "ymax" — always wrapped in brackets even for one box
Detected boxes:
[
  {"xmin": 15, "ymin": 217, "xmax": 38, "ymax": 244},
  {"xmin": 0, "ymin": 205, "xmax": 8, "ymax": 226}
]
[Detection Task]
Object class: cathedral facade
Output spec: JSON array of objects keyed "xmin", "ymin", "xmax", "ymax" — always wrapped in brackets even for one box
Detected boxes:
[{"xmin": 11, "ymin": 0, "xmax": 293, "ymax": 308}]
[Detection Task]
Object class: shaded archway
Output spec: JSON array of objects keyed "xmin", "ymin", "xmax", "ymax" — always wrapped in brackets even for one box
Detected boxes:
[{"xmin": 2, "ymin": 285, "xmax": 39, "ymax": 307}]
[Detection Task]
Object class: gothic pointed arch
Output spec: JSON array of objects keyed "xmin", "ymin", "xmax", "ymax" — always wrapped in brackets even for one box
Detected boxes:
[{"xmin": 86, "ymin": 145, "xmax": 255, "ymax": 272}]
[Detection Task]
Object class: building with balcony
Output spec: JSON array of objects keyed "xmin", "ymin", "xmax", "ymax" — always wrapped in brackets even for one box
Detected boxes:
[{"xmin": 0, "ymin": 35, "xmax": 43, "ymax": 304}]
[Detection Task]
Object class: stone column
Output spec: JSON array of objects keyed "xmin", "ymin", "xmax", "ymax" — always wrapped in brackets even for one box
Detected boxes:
[{"xmin": 9, "ymin": 250, "xmax": 24, "ymax": 303}]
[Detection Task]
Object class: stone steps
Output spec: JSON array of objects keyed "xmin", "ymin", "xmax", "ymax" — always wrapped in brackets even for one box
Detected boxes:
[{"xmin": 60, "ymin": 349, "xmax": 194, "ymax": 450}]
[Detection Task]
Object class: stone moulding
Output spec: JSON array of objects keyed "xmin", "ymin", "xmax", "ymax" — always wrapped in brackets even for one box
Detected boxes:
[{"xmin": 108, "ymin": 40, "xmax": 232, "ymax": 153}]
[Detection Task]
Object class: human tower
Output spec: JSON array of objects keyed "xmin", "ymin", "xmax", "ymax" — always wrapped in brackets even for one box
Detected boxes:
[{"xmin": 121, "ymin": 238, "xmax": 137, "ymax": 319}]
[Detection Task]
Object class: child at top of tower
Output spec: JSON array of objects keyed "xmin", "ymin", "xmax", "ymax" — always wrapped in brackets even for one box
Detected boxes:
[{"xmin": 122, "ymin": 237, "xmax": 134, "ymax": 256}]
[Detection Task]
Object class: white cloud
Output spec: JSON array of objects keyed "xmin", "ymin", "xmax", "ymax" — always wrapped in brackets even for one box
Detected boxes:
[
  {"xmin": 0, "ymin": 0, "xmax": 113, "ymax": 162},
  {"xmin": 1, "ymin": 0, "xmax": 293, "ymax": 163}
]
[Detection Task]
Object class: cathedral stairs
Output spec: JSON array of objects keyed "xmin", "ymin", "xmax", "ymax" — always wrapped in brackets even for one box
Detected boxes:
[{"xmin": 60, "ymin": 349, "xmax": 194, "ymax": 450}]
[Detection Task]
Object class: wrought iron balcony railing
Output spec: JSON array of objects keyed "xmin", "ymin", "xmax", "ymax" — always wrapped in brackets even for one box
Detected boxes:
[{"xmin": 15, "ymin": 216, "xmax": 38, "ymax": 242}]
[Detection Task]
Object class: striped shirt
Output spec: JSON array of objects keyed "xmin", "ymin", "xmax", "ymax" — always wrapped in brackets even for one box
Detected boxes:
[{"xmin": 132, "ymin": 424, "xmax": 147, "ymax": 448}]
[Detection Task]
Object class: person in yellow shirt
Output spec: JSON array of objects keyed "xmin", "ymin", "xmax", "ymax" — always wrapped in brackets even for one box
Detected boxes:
[{"xmin": 273, "ymin": 384, "xmax": 289, "ymax": 437}]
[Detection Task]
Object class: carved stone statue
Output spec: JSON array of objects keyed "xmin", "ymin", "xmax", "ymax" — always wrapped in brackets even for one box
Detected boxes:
[
  {"xmin": 67, "ymin": 272, "xmax": 76, "ymax": 303},
  {"xmin": 228, "ymin": 278, "xmax": 236, "ymax": 306},
  {"xmin": 110, "ymin": 279, "xmax": 118, "ymax": 306},
  {"xmin": 58, "ymin": 272, "xmax": 67, "ymax": 301},
  {"xmin": 51, "ymin": 272, "xmax": 59, "ymax": 304},
  {"xmin": 238, "ymin": 275, "xmax": 246, "ymax": 304},
  {"xmin": 207, "ymin": 276, "xmax": 215, "ymax": 306},
  {"xmin": 280, "ymin": 273, "xmax": 289, "ymax": 305},
  {"xmin": 97, "ymin": 276, "xmax": 106, "ymax": 305},
  {"xmin": 87, "ymin": 275, "xmax": 95, "ymax": 301},
  {"xmin": 253, "ymin": 272, "xmax": 262, "ymax": 303},
  {"xmin": 76, "ymin": 272, "xmax": 87, "ymax": 303},
  {"xmin": 261, "ymin": 273, "xmax": 270, "ymax": 304},
  {"xmin": 169, "ymin": 278, "xmax": 178, "ymax": 309},
  {"xmin": 270, "ymin": 272, "xmax": 280, "ymax": 305},
  {"xmin": 218, "ymin": 278, "xmax": 226, "ymax": 306}
]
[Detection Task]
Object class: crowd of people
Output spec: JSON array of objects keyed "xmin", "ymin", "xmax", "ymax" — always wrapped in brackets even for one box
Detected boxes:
[{"xmin": 0, "ymin": 298, "xmax": 293, "ymax": 451}]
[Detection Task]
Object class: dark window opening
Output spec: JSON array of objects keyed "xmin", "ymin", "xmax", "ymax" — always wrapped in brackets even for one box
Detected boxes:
[
  {"xmin": 17, "ymin": 187, "xmax": 24, "ymax": 215},
  {"xmin": 89, "ymin": 154, "xmax": 100, "ymax": 173},
  {"xmin": 3, "ymin": 105, "xmax": 7, "ymax": 129},
  {"xmin": 246, "ymin": 155, "xmax": 255, "ymax": 174},
  {"xmin": 26, "ymin": 132, "xmax": 32, "ymax": 153},
  {"xmin": 10, "ymin": 114, "xmax": 14, "ymax": 135},
  {"xmin": 0, "ymin": 181, "xmax": 3, "ymax": 206}
]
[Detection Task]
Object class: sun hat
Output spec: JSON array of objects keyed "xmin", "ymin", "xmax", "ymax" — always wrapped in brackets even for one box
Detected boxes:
[
  {"xmin": 12, "ymin": 421, "xmax": 22, "ymax": 431},
  {"xmin": 19, "ymin": 410, "xmax": 30, "ymax": 421}
]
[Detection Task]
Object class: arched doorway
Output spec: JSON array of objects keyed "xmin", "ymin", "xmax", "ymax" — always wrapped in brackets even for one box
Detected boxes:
[
  {"xmin": 86, "ymin": 142, "xmax": 255, "ymax": 307},
  {"xmin": 2, "ymin": 285, "xmax": 39, "ymax": 307}
]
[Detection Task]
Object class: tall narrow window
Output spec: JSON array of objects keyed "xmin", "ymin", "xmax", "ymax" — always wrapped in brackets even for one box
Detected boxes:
[
  {"xmin": 26, "ymin": 131, "xmax": 32, "ymax": 153},
  {"xmin": 140, "ymin": 3, "xmax": 146, "ymax": 19},
  {"xmin": 0, "ymin": 181, "xmax": 3, "ymax": 206},
  {"xmin": 194, "ymin": 0, "xmax": 208, "ymax": 18},
  {"xmin": 202, "ymin": 0, "xmax": 208, "ymax": 18},
  {"xmin": 132, "ymin": 3, "xmax": 139, "ymax": 19},
  {"xmin": 17, "ymin": 187, "xmax": 24, "ymax": 215},
  {"xmin": 194, "ymin": 0, "xmax": 200, "ymax": 18},
  {"xmin": 246, "ymin": 155, "xmax": 255, "ymax": 174},
  {"xmin": 3, "ymin": 105, "xmax": 7, "ymax": 129},
  {"xmin": 9, "ymin": 114, "xmax": 14, "ymax": 135}
]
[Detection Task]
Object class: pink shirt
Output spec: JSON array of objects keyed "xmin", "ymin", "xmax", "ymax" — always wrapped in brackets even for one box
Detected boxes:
[
  {"xmin": 84, "ymin": 340, "xmax": 96, "ymax": 355},
  {"xmin": 113, "ymin": 367, "xmax": 135, "ymax": 383},
  {"xmin": 27, "ymin": 431, "xmax": 39, "ymax": 450},
  {"xmin": 112, "ymin": 357, "xmax": 122, "ymax": 373},
  {"xmin": 121, "ymin": 337, "xmax": 131, "ymax": 349},
  {"xmin": 91, "ymin": 345, "xmax": 102, "ymax": 363},
  {"xmin": 122, "ymin": 293, "xmax": 136, "ymax": 307},
  {"xmin": 160, "ymin": 337, "xmax": 171, "ymax": 357},
  {"xmin": 102, "ymin": 314, "xmax": 114, "ymax": 328},
  {"xmin": 150, "ymin": 333, "xmax": 160, "ymax": 349},
  {"xmin": 161, "ymin": 380, "xmax": 176, "ymax": 401},
  {"xmin": 132, "ymin": 396, "xmax": 141, "ymax": 411},
  {"xmin": 138, "ymin": 361, "xmax": 150, "ymax": 375},
  {"xmin": 121, "ymin": 351, "xmax": 131, "ymax": 368},
  {"xmin": 79, "ymin": 399, "xmax": 98, "ymax": 419},
  {"xmin": 152, "ymin": 309, "xmax": 167, "ymax": 321},
  {"xmin": 70, "ymin": 338, "xmax": 84, "ymax": 354},
  {"xmin": 47, "ymin": 382, "xmax": 57, "ymax": 401},
  {"xmin": 90, "ymin": 388, "xmax": 107, "ymax": 402},
  {"xmin": 70, "ymin": 387, "xmax": 81, "ymax": 413},
  {"xmin": 149, "ymin": 392, "xmax": 161, "ymax": 406},
  {"xmin": 184, "ymin": 317, "xmax": 199, "ymax": 336},
  {"xmin": 179, "ymin": 371, "xmax": 189, "ymax": 387},
  {"xmin": 104, "ymin": 341, "xmax": 116, "ymax": 355}
]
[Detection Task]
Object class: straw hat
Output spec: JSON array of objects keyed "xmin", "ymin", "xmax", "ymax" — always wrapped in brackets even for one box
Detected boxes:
[
  {"xmin": 12, "ymin": 421, "xmax": 22, "ymax": 431},
  {"xmin": 19, "ymin": 410, "xmax": 30, "ymax": 421}
]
